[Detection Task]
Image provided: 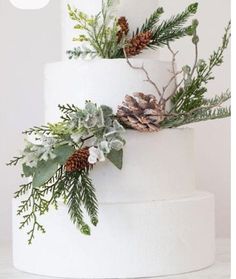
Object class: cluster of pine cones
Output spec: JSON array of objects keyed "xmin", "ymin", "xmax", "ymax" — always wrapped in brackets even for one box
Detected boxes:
[{"xmin": 117, "ymin": 16, "xmax": 152, "ymax": 57}]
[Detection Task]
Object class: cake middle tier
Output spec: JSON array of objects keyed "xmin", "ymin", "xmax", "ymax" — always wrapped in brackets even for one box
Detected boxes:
[
  {"xmin": 91, "ymin": 129, "xmax": 196, "ymax": 202},
  {"xmin": 44, "ymin": 59, "xmax": 174, "ymax": 122},
  {"xmin": 45, "ymin": 59, "xmax": 195, "ymax": 202}
]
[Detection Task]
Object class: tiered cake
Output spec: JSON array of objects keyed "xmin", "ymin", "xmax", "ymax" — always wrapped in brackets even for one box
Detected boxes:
[{"xmin": 13, "ymin": 0, "xmax": 215, "ymax": 278}]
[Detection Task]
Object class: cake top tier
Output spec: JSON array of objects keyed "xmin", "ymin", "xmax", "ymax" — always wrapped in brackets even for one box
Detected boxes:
[{"xmin": 61, "ymin": 0, "xmax": 160, "ymax": 59}]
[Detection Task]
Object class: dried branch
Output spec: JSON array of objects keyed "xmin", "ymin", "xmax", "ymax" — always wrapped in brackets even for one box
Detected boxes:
[
  {"xmin": 124, "ymin": 49, "xmax": 162, "ymax": 98},
  {"xmin": 164, "ymin": 44, "xmax": 183, "ymax": 103}
]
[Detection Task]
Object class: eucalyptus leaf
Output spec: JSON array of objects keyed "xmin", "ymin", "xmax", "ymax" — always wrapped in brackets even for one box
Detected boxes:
[
  {"xmin": 22, "ymin": 164, "xmax": 35, "ymax": 178},
  {"xmin": 107, "ymin": 149, "xmax": 123, "ymax": 170},
  {"xmin": 32, "ymin": 160, "xmax": 58, "ymax": 188},
  {"xmin": 53, "ymin": 145, "xmax": 74, "ymax": 164}
]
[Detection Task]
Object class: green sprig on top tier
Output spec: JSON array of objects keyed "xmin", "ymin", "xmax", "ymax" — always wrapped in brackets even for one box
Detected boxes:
[{"xmin": 67, "ymin": 0, "xmax": 198, "ymax": 59}]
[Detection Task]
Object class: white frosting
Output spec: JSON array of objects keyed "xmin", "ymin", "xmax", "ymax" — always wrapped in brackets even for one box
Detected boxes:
[
  {"xmin": 44, "ymin": 58, "xmax": 174, "ymax": 122},
  {"xmin": 13, "ymin": 3, "xmax": 216, "ymax": 276},
  {"xmin": 44, "ymin": 58, "xmax": 195, "ymax": 201},
  {"xmin": 61, "ymin": 0, "xmax": 160, "ymax": 58},
  {"xmin": 13, "ymin": 192, "xmax": 215, "ymax": 278},
  {"xmin": 91, "ymin": 129, "xmax": 196, "ymax": 202}
]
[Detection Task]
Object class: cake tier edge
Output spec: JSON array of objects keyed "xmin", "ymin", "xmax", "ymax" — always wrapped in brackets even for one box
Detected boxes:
[{"xmin": 13, "ymin": 191, "xmax": 215, "ymax": 278}]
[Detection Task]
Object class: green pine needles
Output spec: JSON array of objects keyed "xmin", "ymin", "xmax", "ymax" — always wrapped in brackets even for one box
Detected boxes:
[
  {"xmin": 145, "ymin": 3, "xmax": 198, "ymax": 48},
  {"xmin": 9, "ymin": 102, "xmax": 126, "ymax": 244},
  {"xmin": 163, "ymin": 21, "xmax": 231, "ymax": 128},
  {"xmin": 67, "ymin": 0, "xmax": 198, "ymax": 59}
]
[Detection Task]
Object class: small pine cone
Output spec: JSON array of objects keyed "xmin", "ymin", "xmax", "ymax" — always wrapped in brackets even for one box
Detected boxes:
[
  {"xmin": 65, "ymin": 147, "xmax": 91, "ymax": 172},
  {"xmin": 125, "ymin": 31, "xmax": 152, "ymax": 57},
  {"xmin": 117, "ymin": 93, "xmax": 166, "ymax": 132},
  {"xmin": 117, "ymin": 16, "xmax": 129, "ymax": 42}
]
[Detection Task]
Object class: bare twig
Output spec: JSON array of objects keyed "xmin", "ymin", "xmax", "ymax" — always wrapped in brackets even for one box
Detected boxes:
[
  {"xmin": 163, "ymin": 43, "xmax": 183, "ymax": 103},
  {"xmin": 190, "ymin": 42, "xmax": 198, "ymax": 77},
  {"xmin": 124, "ymin": 49, "xmax": 162, "ymax": 98}
]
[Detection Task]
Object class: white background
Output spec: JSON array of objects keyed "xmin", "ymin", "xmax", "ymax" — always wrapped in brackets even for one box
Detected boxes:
[{"xmin": 0, "ymin": 0, "xmax": 230, "ymax": 245}]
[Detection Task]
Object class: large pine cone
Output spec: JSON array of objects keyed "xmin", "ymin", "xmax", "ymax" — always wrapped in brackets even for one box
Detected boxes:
[
  {"xmin": 65, "ymin": 147, "xmax": 91, "ymax": 172},
  {"xmin": 117, "ymin": 17, "xmax": 129, "ymax": 42},
  {"xmin": 117, "ymin": 93, "xmax": 166, "ymax": 132},
  {"xmin": 125, "ymin": 31, "xmax": 152, "ymax": 57}
]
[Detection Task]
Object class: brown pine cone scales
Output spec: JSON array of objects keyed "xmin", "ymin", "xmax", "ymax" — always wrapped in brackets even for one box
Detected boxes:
[
  {"xmin": 117, "ymin": 93, "xmax": 166, "ymax": 132},
  {"xmin": 117, "ymin": 16, "xmax": 129, "ymax": 42},
  {"xmin": 125, "ymin": 31, "xmax": 152, "ymax": 57},
  {"xmin": 65, "ymin": 147, "xmax": 91, "ymax": 172}
]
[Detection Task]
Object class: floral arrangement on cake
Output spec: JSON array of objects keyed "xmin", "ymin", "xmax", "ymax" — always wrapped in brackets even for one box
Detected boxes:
[
  {"xmin": 8, "ymin": 0, "xmax": 231, "ymax": 244},
  {"xmin": 66, "ymin": 0, "xmax": 199, "ymax": 59}
]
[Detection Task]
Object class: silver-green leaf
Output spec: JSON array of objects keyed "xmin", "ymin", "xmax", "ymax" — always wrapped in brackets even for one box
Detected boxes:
[
  {"xmin": 53, "ymin": 145, "xmax": 74, "ymax": 164},
  {"xmin": 32, "ymin": 159, "xmax": 58, "ymax": 188},
  {"xmin": 107, "ymin": 149, "xmax": 123, "ymax": 170}
]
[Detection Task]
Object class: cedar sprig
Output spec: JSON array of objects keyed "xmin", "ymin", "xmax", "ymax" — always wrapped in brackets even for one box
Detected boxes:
[
  {"xmin": 7, "ymin": 156, "xmax": 24, "ymax": 166},
  {"xmin": 67, "ymin": 47, "xmax": 97, "ymax": 60},
  {"xmin": 58, "ymin": 104, "xmax": 80, "ymax": 114},
  {"xmin": 23, "ymin": 125, "xmax": 51, "ymax": 136},
  {"xmin": 15, "ymin": 167, "xmax": 65, "ymax": 244}
]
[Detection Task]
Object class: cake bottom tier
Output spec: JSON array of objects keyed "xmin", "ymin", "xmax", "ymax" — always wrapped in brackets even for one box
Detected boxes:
[{"xmin": 12, "ymin": 191, "xmax": 215, "ymax": 279}]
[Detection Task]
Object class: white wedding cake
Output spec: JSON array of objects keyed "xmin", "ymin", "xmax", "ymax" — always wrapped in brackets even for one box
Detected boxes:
[{"xmin": 13, "ymin": 0, "xmax": 215, "ymax": 278}]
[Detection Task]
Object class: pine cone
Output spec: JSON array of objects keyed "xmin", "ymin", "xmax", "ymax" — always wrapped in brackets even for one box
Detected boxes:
[
  {"xmin": 65, "ymin": 147, "xmax": 91, "ymax": 172},
  {"xmin": 117, "ymin": 93, "xmax": 166, "ymax": 132},
  {"xmin": 117, "ymin": 16, "xmax": 129, "ymax": 42},
  {"xmin": 125, "ymin": 31, "xmax": 152, "ymax": 57}
]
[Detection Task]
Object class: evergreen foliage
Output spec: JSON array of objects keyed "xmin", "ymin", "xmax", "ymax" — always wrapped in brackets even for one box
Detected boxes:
[
  {"xmin": 9, "ymin": 102, "xmax": 125, "ymax": 244},
  {"xmin": 170, "ymin": 22, "xmax": 230, "ymax": 114},
  {"xmin": 67, "ymin": 1, "xmax": 199, "ymax": 59},
  {"xmin": 146, "ymin": 3, "xmax": 198, "ymax": 48}
]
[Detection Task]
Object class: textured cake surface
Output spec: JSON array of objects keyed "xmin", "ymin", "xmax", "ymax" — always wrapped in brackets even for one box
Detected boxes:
[
  {"xmin": 13, "ymin": 192, "xmax": 215, "ymax": 278},
  {"xmin": 91, "ymin": 129, "xmax": 196, "ymax": 202},
  {"xmin": 45, "ymin": 58, "xmax": 174, "ymax": 122},
  {"xmin": 12, "ymin": 1, "xmax": 216, "ymax": 277}
]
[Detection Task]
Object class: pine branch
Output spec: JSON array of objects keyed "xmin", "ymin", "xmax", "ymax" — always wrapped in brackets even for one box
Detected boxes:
[
  {"xmin": 149, "ymin": 3, "xmax": 198, "ymax": 48},
  {"xmin": 66, "ymin": 172, "xmax": 91, "ymax": 235},
  {"xmin": 137, "ymin": 7, "xmax": 164, "ymax": 34},
  {"xmin": 80, "ymin": 171, "xmax": 98, "ymax": 226}
]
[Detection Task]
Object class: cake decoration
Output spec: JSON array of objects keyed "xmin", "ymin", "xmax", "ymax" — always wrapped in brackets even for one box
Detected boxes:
[
  {"xmin": 9, "ymin": 1, "xmax": 230, "ymax": 247},
  {"xmin": 66, "ymin": 0, "xmax": 198, "ymax": 59}
]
